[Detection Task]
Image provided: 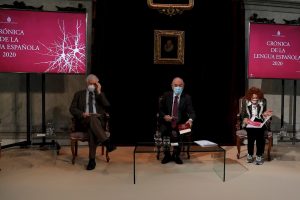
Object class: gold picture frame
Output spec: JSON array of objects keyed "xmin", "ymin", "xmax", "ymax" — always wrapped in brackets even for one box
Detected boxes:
[
  {"xmin": 147, "ymin": 0, "xmax": 194, "ymax": 16},
  {"xmin": 154, "ymin": 30, "xmax": 185, "ymax": 65}
]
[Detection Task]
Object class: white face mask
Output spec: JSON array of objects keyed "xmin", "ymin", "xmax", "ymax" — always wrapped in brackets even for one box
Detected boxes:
[{"xmin": 87, "ymin": 84, "xmax": 95, "ymax": 92}]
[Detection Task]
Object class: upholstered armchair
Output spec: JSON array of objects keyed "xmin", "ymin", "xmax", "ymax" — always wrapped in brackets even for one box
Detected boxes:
[{"xmin": 69, "ymin": 113, "xmax": 110, "ymax": 164}]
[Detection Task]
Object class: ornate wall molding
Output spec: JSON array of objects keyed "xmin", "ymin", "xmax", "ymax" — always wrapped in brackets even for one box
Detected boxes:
[
  {"xmin": 147, "ymin": 0, "xmax": 194, "ymax": 16},
  {"xmin": 249, "ymin": 13, "xmax": 275, "ymax": 23},
  {"xmin": 56, "ymin": 3, "xmax": 86, "ymax": 12},
  {"xmin": 0, "ymin": 1, "xmax": 43, "ymax": 10}
]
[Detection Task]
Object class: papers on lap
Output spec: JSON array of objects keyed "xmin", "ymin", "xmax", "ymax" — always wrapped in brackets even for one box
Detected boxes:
[
  {"xmin": 246, "ymin": 116, "xmax": 271, "ymax": 128},
  {"xmin": 194, "ymin": 140, "xmax": 218, "ymax": 147}
]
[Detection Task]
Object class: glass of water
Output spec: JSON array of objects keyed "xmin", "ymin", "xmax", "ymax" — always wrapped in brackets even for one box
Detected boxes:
[
  {"xmin": 154, "ymin": 132, "xmax": 162, "ymax": 147},
  {"xmin": 46, "ymin": 122, "xmax": 55, "ymax": 136},
  {"xmin": 163, "ymin": 136, "xmax": 171, "ymax": 151},
  {"xmin": 279, "ymin": 126, "xmax": 287, "ymax": 138}
]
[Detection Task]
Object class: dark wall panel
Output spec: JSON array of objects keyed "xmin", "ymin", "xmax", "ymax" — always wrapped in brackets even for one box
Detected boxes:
[{"xmin": 93, "ymin": 0, "xmax": 245, "ymax": 145}]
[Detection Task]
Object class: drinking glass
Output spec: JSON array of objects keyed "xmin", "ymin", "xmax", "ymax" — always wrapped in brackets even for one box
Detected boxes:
[
  {"xmin": 163, "ymin": 136, "xmax": 171, "ymax": 151},
  {"xmin": 279, "ymin": 126, "xmax": 287, "ymax": 139},
  {"xmin": 46, "ymin": 122, "xmax": 55, "ymax": 136}
]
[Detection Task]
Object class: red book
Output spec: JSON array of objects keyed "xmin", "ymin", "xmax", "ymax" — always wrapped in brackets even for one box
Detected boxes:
[
  {"xmin": 178, "ymin": 123, "xmax": 191, "ymax": 134},
  {"xmin": 248, "ymin": 121, "xmax": 262, "ymax": 127}
]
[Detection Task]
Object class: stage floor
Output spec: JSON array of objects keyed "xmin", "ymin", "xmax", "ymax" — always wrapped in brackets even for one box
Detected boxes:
[{"xmin": 1, "ymin": 144, "xmax": 300, "ymax": 200}]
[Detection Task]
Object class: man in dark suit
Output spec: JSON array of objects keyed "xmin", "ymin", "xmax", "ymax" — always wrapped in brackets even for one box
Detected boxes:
[
  {"xmin": 158, "ymin": 77, "xmax": 196, "ymax": 164},
  {"xmin": 69, "ymin": 74, "xmax": 116, "ymax": 170}
]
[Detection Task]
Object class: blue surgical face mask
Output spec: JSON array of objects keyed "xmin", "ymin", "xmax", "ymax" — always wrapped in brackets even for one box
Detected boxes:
[
  {"xmin": 87, "ymin": 84, "xmax": 95, "ymax": 92},
  {"xmin": 173, "ymin": 86, "xmax": 183, "ymax": 95}
]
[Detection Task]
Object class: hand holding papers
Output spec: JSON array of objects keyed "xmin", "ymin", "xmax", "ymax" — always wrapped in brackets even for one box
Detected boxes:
[
  {"xmin": 246, "ymin": 115, "xmax": 271, "ymax": 128},
  {"xmin": 178, "ymin": 123, "xmax": 191, "ymax": 134},
  {"xmin": 194, "ymin": 140, "xmax": 218, "ymax": 147}
]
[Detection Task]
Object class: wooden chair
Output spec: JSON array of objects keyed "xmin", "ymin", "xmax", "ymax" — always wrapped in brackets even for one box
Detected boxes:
[
  {"xmin": 70, "ymin": 114, "xmax": 110, "ymax": 164},
  {"xmin": 236, "ymin": 129, "xmax": 273, "ymax": 161},
  {"xmin": 236, "ymin": 98, "xmax": 273, "ymax": 161}
]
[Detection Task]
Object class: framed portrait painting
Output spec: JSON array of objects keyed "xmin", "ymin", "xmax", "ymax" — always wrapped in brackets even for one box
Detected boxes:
[
  {"xmin": 147, "ymin": 0, "xmax": 194, "ymax": 16},
  {"xmin": 147, "ymin": 0, "xmax": 194, "ymax": 9},
  {"xmin": 154, "ymin": 30, "xmax": 185, "ymax": 65}
]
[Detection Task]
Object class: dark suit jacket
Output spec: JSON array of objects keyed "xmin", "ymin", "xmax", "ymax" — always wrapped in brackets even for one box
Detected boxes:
[
  {"xmin": 69, "ymin": 90, "xmax": 110, "ymax": 122},
  {"xmin": 158, "ymin": 91, "xmax": 196, "ymax": 128}
]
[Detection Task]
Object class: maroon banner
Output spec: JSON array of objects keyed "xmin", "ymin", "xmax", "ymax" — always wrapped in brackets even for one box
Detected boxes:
[
  {"xmin": 0, "ymin": 9, "xmax": 86, "ymax": 74},
  {"xmin": 248, "ymin": 23, "xmax": 300, "ymax": 79}
]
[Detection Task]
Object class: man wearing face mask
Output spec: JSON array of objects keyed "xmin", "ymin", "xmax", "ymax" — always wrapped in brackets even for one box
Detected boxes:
[
  {"xmin": 70, "ymin": 74, "xmax": 116, "ymax": 170},
  {"xmin": 240, "ymin": 87, "xmax": 272, "ymax": 165},
  {"xmin": 158, "ymin": 77, "xmax": 196, "ymax": 164}
]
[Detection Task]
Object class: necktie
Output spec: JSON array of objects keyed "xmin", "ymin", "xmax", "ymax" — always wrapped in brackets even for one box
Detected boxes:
[
  {"xmin": 172, "ymin": 96, "xmax": 179, "ymax": 128},
  {"xmin": 89, "ymin": 92, "xmax": 93, "ymax": 113}
]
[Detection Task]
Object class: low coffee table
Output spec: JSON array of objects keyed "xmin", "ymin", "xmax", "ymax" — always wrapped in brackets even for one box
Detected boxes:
[{"xmin": 133, "ymin": 142, "xmax": 226, "ymax": 184}]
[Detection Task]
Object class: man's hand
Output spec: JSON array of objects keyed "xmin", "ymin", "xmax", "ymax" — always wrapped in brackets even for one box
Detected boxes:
[
  {"xmin": 186, "ymin": 119, "xmax": 193, "ymax": 127},
  {"xmin": 82, "ymin": 112, "xmax": 90, "ymax": 118},
  {"xmin": 95, "ymin": 82, "xmax": 101, "ymax": 94},
  {"xmin": 164, "ymin": 115, "xmax": 173, "ymax": 122}
]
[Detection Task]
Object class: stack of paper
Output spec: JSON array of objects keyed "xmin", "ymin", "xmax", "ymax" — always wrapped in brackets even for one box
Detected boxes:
[{"xmin": 194, "ymin": 140, "xmax": 218, "ymax": 147}]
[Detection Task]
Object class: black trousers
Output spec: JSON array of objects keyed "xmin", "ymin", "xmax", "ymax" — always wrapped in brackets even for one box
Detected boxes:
[{"xmin": 246, "ymin": 127, "xmax": 265, "ymax": 156}]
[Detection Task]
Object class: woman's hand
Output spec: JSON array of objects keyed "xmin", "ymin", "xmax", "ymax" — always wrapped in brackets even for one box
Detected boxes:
[
  {"xmin": 243, "ymin": 118, "xmax": 250, "ymax": 124},
  {"xmin": 263, "ymin": 110, "xmax": 273, "ymax": 118}
]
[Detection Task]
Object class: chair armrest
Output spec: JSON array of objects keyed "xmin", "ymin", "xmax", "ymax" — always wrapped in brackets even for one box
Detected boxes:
[
  {"xmin": 236, "ymin": 114, "xmax": 242, "ymax": 130},
  {"xmin": 236, "ymin": 129, "xmax": 247, "ymax": 137}
]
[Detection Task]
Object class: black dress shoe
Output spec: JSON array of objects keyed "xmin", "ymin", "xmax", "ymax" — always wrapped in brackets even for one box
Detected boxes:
[
  {"xmin": 86, "ymin": 159, "xmax": 96, "ymax": 170},
  {"xmin": 161, "ymin": 154, "xmax": 172, "ymax": 164},
  {"xmin": 174, "ymin": 156, "xmax": 183, "ymax": 164}
]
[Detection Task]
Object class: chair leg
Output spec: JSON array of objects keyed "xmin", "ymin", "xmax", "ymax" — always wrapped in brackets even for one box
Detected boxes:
[
  {"xmin": 106, "ymin": 148, "xmax": 110, "ymax": 162},
  {"xmin": 71, "ymin": 140, "xmax": 77, "ymax": 165},
  {"xmin": 185, "ymin": 133, "xmax": 192, "ymax": 159},
  {"xmin": 267, "ymin": 137, "xmax": 272, "ymax": 161},
  {"xmin": 236, "ymin": 136, "xmax": 241, "ymax": 159},
  {"xmin": 75, "ymin": 141, "xmax": 78, "ymax": 156},
  {"xmin": 187, "ymin": 144, "xmax": 190, "ymax": 159}
]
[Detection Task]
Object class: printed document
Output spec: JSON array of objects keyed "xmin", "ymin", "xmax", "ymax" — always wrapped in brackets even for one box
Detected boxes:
[
  {"xmin": 194, "ymin": 140, "xmax": 217, "ymax": 147},
  {"xmin": 246, "ymin": 115, "xmax": 271, "ymax": 128}
]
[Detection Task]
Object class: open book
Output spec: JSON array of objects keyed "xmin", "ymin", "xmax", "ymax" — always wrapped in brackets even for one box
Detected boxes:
[
  {"xmin": 246, "ymin": 115, "xmax": 271, "ymax": 128},
  {"xmin": 194, "ymin": 140, "xmax": 218, "ymax": 147}
]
